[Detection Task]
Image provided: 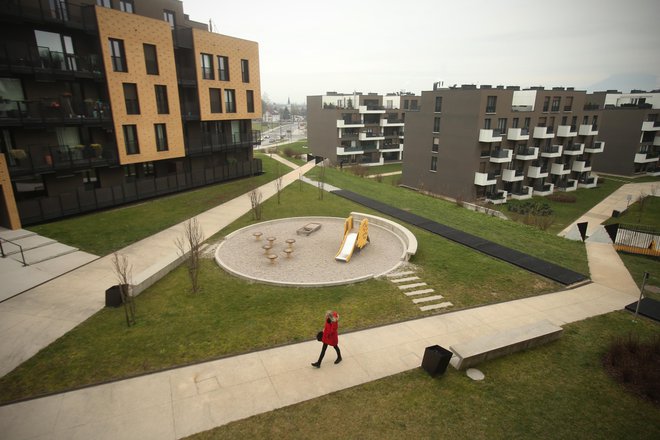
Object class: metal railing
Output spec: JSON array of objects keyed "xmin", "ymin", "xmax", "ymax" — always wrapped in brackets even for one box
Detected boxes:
[
  {"xmin": 1, "ymin": 0, "xmax": 98, "ymax": 31},
  {"xmin": 0, "ymin": 42, "xmax": 102, "ymax": 77},
  {"xmin": 0, "ymin": 238, "xmax": 27, "ymax": 266},
  {"xmin": 7, "ymin": 143, "xmax": 118, "ymax": 176},
  {"xmin": 0, "ymin": 98, "xmax": 111, "ymax": 125}
]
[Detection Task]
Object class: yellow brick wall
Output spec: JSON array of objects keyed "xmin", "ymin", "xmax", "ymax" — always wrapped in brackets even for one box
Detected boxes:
[
  {"xmin": 96, "ymin": 6, "xmax": 185, "ymax": 165},
  {"xmin": 0, "ymin": 154, "xmax": 21, "ymax": 230},
  {"xmin": 192, "ymin": 29, "xmax": 262, "ymax": 121}
]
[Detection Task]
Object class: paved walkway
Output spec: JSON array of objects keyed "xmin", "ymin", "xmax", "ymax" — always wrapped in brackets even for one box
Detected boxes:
[{"xmin": 0, "ymin": 167, "xmax": 649, "ymax": 440}]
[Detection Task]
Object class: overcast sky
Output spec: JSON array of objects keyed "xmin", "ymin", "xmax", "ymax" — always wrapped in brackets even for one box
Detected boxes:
[{"xmin": 182, "ymin": 0, "xmax": 660, "ymax": 104}]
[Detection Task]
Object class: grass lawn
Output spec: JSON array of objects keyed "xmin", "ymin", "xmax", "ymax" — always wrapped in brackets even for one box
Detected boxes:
[
  {"xmin": 26, "ymin": 154, "xmax": 288, "ymax": 256},
  {"xmin": 265, "ymin": 140, "xmax": 309, "ymax": 166},
  {"xmin": 186, "ymin": 311, "xmax": 660, "ymax": 440},
  {"xmin": 0, "ymin": 183, "xmax": 560, "ymax": 404},
  {"xmin": 309, "ymin": 166, "xmax": 589, "ymax": 275},
  {"xmin": 604, "ymin": 195, "xmax": 660, "ymax": 228}
]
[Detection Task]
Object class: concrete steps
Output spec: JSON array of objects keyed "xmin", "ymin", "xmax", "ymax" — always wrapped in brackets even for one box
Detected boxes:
[{"xmin": 387, "ymin": 268, "xmax": 453, "ymax": 312}]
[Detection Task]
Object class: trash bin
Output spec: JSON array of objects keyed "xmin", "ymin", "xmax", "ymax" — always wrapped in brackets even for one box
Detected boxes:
[
  {"xmin": 421, "ymin": 345, "xmax": 453, "ymax": 377},
  {"xmin": 612, "ymin": 210, "xmax": 620, "ymax": 218},
  {"xmin": 105, "ymin": 285, "xmax": 126, "ymax": 308}
]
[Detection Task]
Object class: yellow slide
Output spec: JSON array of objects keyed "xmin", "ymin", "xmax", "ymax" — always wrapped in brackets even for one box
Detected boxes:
[{"xmin": 335, "ymin": 216, "xmax": 369, "ymax": 262}]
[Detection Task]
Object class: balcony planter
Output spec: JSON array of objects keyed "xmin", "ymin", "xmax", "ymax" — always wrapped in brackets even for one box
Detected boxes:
[{"xmin": 421, "ymin": 345, "xmax": 453, "ymax": 377}]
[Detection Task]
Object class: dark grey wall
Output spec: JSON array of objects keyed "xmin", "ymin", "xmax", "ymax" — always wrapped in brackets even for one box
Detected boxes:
[{"xmin": 593, "ymin": 110, "xmax": 645, "ymax": 175}]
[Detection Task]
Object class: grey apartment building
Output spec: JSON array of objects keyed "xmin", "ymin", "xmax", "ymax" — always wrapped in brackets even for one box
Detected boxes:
[
  {"xmin": 307, "ymin": 92, "xmax": 417, "ymax": 166},
  {"xmin": 402, "ymin": 85, "xmax": 604, "ymax": 203}
]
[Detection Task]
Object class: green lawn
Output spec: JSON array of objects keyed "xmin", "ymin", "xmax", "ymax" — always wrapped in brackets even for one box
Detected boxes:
[
  {"xmin": 604, "ymin": 195, "xmax": 660, "ymax": 227},
  {"xmin": 27, "ymin": 154, "xmax": 288, "ymax": 256},
  {"xmin": 187, "ymin": 311, "xmax": 660, "ymax": 440}
]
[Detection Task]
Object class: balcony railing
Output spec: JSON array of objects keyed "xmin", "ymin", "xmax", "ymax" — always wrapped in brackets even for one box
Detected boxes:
[
  {"xmin": 1, "ymin": 0, "xmax": 98, "ymax": 31},
  {"xmin": 189, "ymin": 130, "xmax": 261, "ymax": 155},
  {"xmin": 7, "ymin": 143, "xmax": 118, "ymax": 176},
  {"xmin": 0, "ymin": 98, "xmax": 111, "ymax": 125},
  {"xmin": 0, "ymin": 42, "xmax": 103, "ymax": 78}
]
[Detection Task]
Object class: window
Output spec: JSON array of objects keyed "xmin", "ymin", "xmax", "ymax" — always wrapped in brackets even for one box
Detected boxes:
[
  {"xmin": 246, "ymin": 90, "xmax": 255, "ymax": 113},
  {"xmin": 430, "ymin": 156, "xmax": 437, "ymax": 172},
  {"xmin": 484, "ymin": 118, "xmax": 491, "ymax": 129},
  {"xmin": 561, "ymin": 116, "xmax": 567, "ymax": 125},
  {"xmin": 201, "ymin": 53, "xmax": 213, "ymax": 80},
  {"xmin": 564, "ymin": 97, "xmax": 573, "ymax": 112},
  {"xmin": 571, "ymin": 116, "xmax": 577, "ymax": 128},
  {"xmin": 551, "ymin": 97, "xmax": 560, "ymax": 112},
  {"xmin": 224, "ymin": 89, "xmax": 236, "ymax": 113},
  {"xmin": 155, "ymin": 124, "xmax": 168, "ymax": 151},
  {"xmin": 512, "ymin": 118, "xmax": 519, "ymax": 128},
  {"xmin": 434, "ymin": 96, "xmax": 442, "ymax": 112},
  {"xmin": 217, "ymin": 55, "xmax": 229, "ymax": 81},
  {"xmin": 119, "ymin": 0, "xmax": 134, "ymax": 13},
  {"xmin": 109, "ymin": 38, "xmax": 127, "ymax": 72},
  {"xmin": 163, "ymin": 10, "xmax": 175, "ymax": 28},
  {"xmin": 403, "ymin": 100, "xmax": 409, "ymax": 110},
  {"xmin": 155, "ymin": 85, "xmax": 169, "ymax": 114},
  {"xmin": 524, "ymin": 117, "xmax": 531, "ymax": 128},
  {"xmin": 143, "ymin": 44, "xmax": 158, "ymax": 75},
  {"xmin": 542, "ymin": 96, "xmax": 550, "ymax": 112},
  {"xmin": 497, "ymin": 118, "xmax": 507, "ymax": 133},
  {"xmin": 241, "ymin": 59, "xmax": 249, "ymax": 83},
  {"xmin": 486, "ymin": 96, "xmax": 497, "ymax": 113},
  {"xmin": 583, "ymin": 115, "xmax": 589, "ymax": 125},
  {"xmin": 432, "ymin": 138, "xmax": 439, "ymax": 152},
  {"xmin": 593, "ymin": 115, "xmax": 598, "ymax": 129},
  {"xmin": 210, "ymin": 88, "xmax": 222, "ymax": 113},
  {"xmin": 123, "ymin": 83, "xmax": 139, "ymax": 114},
  {"xmin": 123, "ymin": 125, "xmax": 139, "ymax": 155},
  {"xmin": 49, "ymin": 0, "xmax": 69, "ymax": 20},
  {"xmin": 410, "ymin": 100, "xmax": 418, "ymax": 110},
  {"xmin": 433, "ymin": 117, "xmax": 441, "ymax": 133},
  {"xmin": 97, "ymin": 0, "xmax": 111, "ymax": 7},
  {"xmin": 143, "ymin": 162, "xmax": 154, "ymax": 177}
]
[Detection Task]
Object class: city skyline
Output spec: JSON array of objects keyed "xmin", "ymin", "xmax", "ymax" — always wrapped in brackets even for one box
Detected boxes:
[{"xmin": 182, "ymin": 0, "xmax": 660, "ymax": 104}]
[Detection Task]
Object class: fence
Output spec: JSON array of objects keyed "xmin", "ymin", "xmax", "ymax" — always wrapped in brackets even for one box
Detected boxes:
[{"xmin": 612, "ymin": 223, "xmax": 660, "ymax": 257}]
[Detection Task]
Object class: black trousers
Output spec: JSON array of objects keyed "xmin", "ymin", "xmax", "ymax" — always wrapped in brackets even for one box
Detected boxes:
[{"xmin": 317, "ymin": 343, "xmax": 341, "ymax": 363}]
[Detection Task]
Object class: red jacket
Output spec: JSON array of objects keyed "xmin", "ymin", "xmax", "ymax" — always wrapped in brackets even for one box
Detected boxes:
[{"xmin": 322, "ymin": 312, "xmax": 339, "ymax": 346}]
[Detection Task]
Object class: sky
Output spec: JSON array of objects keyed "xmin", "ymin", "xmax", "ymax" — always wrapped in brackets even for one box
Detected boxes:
[{"xmin": 181, "ymin": 0, "xmax": 660, "ymax": 104}]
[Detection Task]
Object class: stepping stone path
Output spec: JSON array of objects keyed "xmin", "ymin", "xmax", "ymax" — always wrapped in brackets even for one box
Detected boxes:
[{"xmin": 386, "ymin": 268, "xmax": 453, "ymax": 312}]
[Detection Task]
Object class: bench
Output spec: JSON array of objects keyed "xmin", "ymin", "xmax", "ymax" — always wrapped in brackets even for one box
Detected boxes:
[{"xmin": 449, "ymin": 320, "xmax": 563, "ymax": 370}]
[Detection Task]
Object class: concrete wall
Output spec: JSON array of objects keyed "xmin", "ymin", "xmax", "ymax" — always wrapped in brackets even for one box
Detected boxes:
[{"xmin": 593, "ymin": 109, "xmax": 646, "ymax": 175}]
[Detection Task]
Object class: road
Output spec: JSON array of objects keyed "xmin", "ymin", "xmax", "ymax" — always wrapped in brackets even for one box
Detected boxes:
[{"xmin": 258, "ymin": 122, "xmax": 307, "ymax": 149}]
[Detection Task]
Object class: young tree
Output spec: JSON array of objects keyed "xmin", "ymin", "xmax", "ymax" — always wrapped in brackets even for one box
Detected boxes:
[
  {"xmin": 175, "ymin": 217, "xmax": 205, "ymax": 294},
  {"xmin": 250, "ymin": 188, "xmax": 263, "ymax": 220},
  {"xmin": 112, "ymin": 252, "xmax": 135, "ymax": 327},
  {"xmin": 317, "ymin": 162, "xmax": 326, "ymax": 200}
]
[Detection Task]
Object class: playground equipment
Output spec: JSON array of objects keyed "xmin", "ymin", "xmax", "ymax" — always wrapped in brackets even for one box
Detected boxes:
[{"xmin": 335, "ymin": 215, "xmax": 369, "ymax": 262}]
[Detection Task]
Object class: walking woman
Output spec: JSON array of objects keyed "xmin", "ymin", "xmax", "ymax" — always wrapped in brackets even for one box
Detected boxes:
[{"xmin": 312, "ymin": 310, "xmax": 342, "ymax": 368}]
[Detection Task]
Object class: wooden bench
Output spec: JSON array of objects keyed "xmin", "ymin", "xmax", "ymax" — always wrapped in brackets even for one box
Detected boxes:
[{"xmin": 449, "ymin": 320, "xmax": 563, "ymax": 370}]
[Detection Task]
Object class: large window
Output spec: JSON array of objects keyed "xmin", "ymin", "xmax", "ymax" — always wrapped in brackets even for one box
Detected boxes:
[
  {"xmin": 155, "ymin": 124, "xmax": 168, "ymax": 151},
  {"xmin": 201, "ymin": 53, "xmax": 213, "ymax": 80},
  {"xmin": 119, "ymin": 0, "xmax": 134, "ymax": 13},
  {"xmin": 542, "ymin": 96, "xmax": 550, "ymax": 112},
  {"xmin": 210, "ymin": 88, "xmax": 222, "ymax": 113},
  {"xmin": 123, "ymin": 125, "xmax": 139, "ymax": 155},
  {"xmin": 97, "ymin": 0, "xmax": 111, "ymax": 7},
  {"xmin": 163, "ymin": 10, "xmax": 175, "ymax": 28},
  {"xmin": 155, "ymin": 85, "xmax": 169, "ymax": 114},
  {"xmin": 241, "ymin": 59, "xmax": 250, "ymax": 83},
  {"xmin": 433, "ymin": 117, "xmax": 441, "ymax": 133},
  {"xmin": 109, "ymin": 38, "xmax": 127, "ymax": 72},
  {"xmin": 564, "ymin": 96, "xmax": 573, "ymax": 112},
  {"xmin": 432, "ymin": 137, "xmax": 439, "ymax": 152},
  {"xmin": 486, "ymin": 96, "xmax": 497, "ymax": 113},
  {"xmin": 246, "ymin": 90, "xmax": 254, "ymax": 113},
  {"xmin": 224, "ymin": 89, "xmax": 236, "ymax": 113},
  {"xmin": 217, "ymin": 56, "xmax": 229, "ymax": 81},
  {"xmin": 143, "ymin": 44, "xmax": 158, "ymax": 75},
  {"xmin": 123, "ymin": 83, "xmax": 139, "ymax": 114},
  {"xmin": 430, "ymin": 156, "xmax": 437, "ymax": 172},
  {"xmin": 497, "ymin": 118, "xmax": 507, "ymax": 133},
  {"xmin": 434, "ymin": 96, "xmax": 442, "ymax": 112},
  {"xmin": 551, "ymin": 96, "xmax": 560, "ymax": 112}
]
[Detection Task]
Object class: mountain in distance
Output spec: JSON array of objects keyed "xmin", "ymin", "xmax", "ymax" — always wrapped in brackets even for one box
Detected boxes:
[{"xmin": 587, "ymin": 73, "xmax": 659, "ymax": 93}]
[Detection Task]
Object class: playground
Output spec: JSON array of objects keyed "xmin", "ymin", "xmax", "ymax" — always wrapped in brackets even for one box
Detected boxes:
[{"xmin": 214, "ymin": 214, "xmax": 413, "ymax": 286}]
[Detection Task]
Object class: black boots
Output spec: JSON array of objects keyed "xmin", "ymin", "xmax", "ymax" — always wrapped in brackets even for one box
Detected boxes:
[{"xmin": 334, "ymin": 356, "xmax": 342, "ymax": 364}]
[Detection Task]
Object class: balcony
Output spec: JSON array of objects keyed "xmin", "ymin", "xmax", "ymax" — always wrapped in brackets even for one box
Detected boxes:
[
  {"xmin": 551, "ymin": 162, "xmax": 571, "ymax": 175},
  {"xmin": 474, "ymin": 171, "xmax": 497, "ymax": 186},
  {"xmin": 381, "ymin": 142, "xmax": 402, "ymax": 152},
  {"xmin": 533, "ymin": 126, "xmax": 555, "ymax": 139},
  {"xmin": 556, "ymin": 179, "xmax": 578, "ymax": 192},
  {"xmin": 557, "ymin": 125, "xmax": 578, "ymax": 137},
  {"xmin": 486, "ymin": 190, "xmax": 508, "ymax": 205},
  {"xmin": 502, "ymin": 169, "xmax": 524, "ymax": 182},
  {"xmin": 515, "ymin": 146, "xmax": 538, "ymax": 160},
  {"xmin": 336, "ymin": 119, "xmax": 364, "ymax": 128},
  {"xmin": 533, "ymin": 183, "xmax": 554, "ymax": 196},
  {"xmin": 634, "ymin": 152, "xmax": 660, "ymax": 163},
  {"xmin": 572, "ymin": 159, "xmax": 591, "ymax": 172},
  {"xmin": 0, "ymin": 42, "xmax": 102, "ymax": 79},
  {"xmin": 540, "ymin": 145, "xmax": 562, "ymax": 158},
  {"xmin": 507, "ymin": 127, "xmax": 529, "ymax": 141},
  {"xmin": 510, "ymin": 186, "xmax": 533, "ymax": 200},
  {"xmin": 380, "ymin": 118, "xmax": 404, "ymax": 127},
  {"xmin": 6, "ymin": 143, "xmax": 118, "ymax": 176},
  {"xmin": 191, "ymin": 130, "xmax": 261, "ymax": 155},
  {"xmin": 647, "ymin": 166, "xmax": 660, "ymax": 177},
  {"xmin": 479, "ymin": 129, "xmax": 503, "ymax": 143},
  {"xmin": 359, "ymin": 132, "xmax": 385, "ymax": 141},
  {"xmin": 527, "ymin": 165, "xmax": 549, "ymax": 179},
  {"xmin": 1, "ymin": 0, "xmax": 98, "ymax": 31},
  {"xmin": 641, "ymin": 120, "xmax": 660, "ymax": 131},
  {"xmin": 0, "ymin": 98, "xmax": 111, "ymax": 126},
  {"xmin": 489, "ymin": 149, "xmax": 513, "ymax": 163},
  {"xmin": 578, "ymin": 124, "xmax": 598, "ymax": 136},
  {"xmin": 358, "ymin": 105, "xmax": 385, "ymax": 114},
  {"xmin": 584, "ymin": 141, "xmax": 604, "ymax": 153},
  {"xmin": 563, "ymin": 143, "xmax": 585, "ymax": 156},
  {"xmin": 578, "ymin": 175, "xmax": 599, "ymax": 189}
]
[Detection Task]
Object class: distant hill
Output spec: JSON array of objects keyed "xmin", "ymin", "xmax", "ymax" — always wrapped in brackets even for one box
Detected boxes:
[{"xmin": 587, "ymin": 73, "xmax": 659, "ymax": 93}]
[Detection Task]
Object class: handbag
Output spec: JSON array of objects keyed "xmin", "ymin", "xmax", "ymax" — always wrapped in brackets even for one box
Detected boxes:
[{"xmin": 316, "ymin": 331, "xmax": 323, "ymax": 341}]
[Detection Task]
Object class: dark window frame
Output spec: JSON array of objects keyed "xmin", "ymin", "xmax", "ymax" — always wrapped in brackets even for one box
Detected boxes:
[
  {"xmin": 123, "ymin": 124, "xmax": 139, "ymax": 155},
  {"xmin": 224, "ymin": 89, "xmax": 236, "ymax": 113},
  {"xmin": 123, "ymin": 83, "xmax": 140, "ymax": 115},
  {"xmin": 241, "ymin": 59, "xmax": 249, "ymax": 83},
  {"xmin": 210, "ymin": 88, "xmax": 222, "ymax": 113},
  {"xmin": 430, "ymin": 156, "xmax": 438, "ymax": 172},
  {"xmin": 217, "ymin": 55, "xmax": 229, "ymax": 81},
  {"xmin": 155, "ymin": 85, "xmax": 169, "ymax": 114},
  {"xmin": 433, "ymin": 117, "xmax": 441, "ymax": 133},
  {"xmin": 246, "ymin": 90, "xmax": 255, "ymax": 113},
  {"xmin": 143, "ymin": 44, "xmax": 159, "ymax": 75},
  {"xmin": 109, "ymin": 38, "xmax": 127, "ymax": 72},
  {"xmin": 154, "ymin": 123, "xmax": 168, "ymax": 151},
  {"xmin": 201, "ymin": 53, "xmax": 214, "ymax": 80},
  {"xmin": 434, "ymin": 96, "xmax": 442, "ymax": 112}
]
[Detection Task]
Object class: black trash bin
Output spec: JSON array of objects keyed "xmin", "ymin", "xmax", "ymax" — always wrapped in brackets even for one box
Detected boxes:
[
  {"xmin": 422, "ymin": 345, "xmax": 453, "ymax": 377},
  {"xmin": 612, "ymin": 210, "xmax": 620, "ymax": 218},
  {"xmin": 105, "ymin": 285, "xmax": 127, "ymax": 308}
]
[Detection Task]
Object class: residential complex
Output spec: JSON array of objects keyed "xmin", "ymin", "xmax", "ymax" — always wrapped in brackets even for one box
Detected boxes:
[
  {"xmin": 0, "ymin": 0, "xmax": 261, "ymax": 228},
  {"xmin": 307, "ymin": 92, "xmax": 418, "ymax": 166},
  {"xmin": 402, "ymin": 85, "xmax": 605, "ymax": 203}
]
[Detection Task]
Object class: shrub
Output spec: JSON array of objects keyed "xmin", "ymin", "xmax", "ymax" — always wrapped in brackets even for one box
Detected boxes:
[
  {"xmin": 548, "ymin": 193, "xmax": 577, "ymax": 203},
  {"xmin": 283, "ymin": 147, "xmax": 295, "ymax": 158},
  {"xmin": 351, "ymin": 164, "xmax": 368, "ymax": 178}
]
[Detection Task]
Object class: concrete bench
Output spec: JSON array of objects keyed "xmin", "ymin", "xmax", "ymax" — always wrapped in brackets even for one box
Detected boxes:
[{"xmin": 449, "ymin": 320, "xmax": 563, "ymax": 370}]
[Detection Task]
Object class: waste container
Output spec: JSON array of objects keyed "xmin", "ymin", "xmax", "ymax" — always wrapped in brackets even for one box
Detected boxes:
[
  {"xmin": 105, "ymin": 285, "xmax": 127, "ymax": 308},
  {"xmin": 422, "ymin": 345, "xmax": 453, "ymax": 377},
  {"xmin": 612, "ymin": 210, "xmax": 620, "ymax": 218}
]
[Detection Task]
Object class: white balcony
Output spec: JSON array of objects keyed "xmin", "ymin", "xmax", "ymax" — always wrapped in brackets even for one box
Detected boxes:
[
  {"xmin": 337, "ymin": 119, "xmax": 364, "ymax": 128},
  {"xmin": 533, "ymin": 183, "xmax": 554, "ymax": 196},
  {"xmin": 474, "ymin": 172, "xmax": 497, "ymax": 186},
  {"xmin": 578, "ymin": 175, "xmax": 599, "ymax": 189},
  {"xmin": 642, "ymin": 121, "xmax": 660, "ymax": 131},
  {"xmin": 634, "ymin": 152, "xmax": 660, "ymax": 163},
  {"xmin": 527, "ymin": 165, "xmax": 549, "ymax": 179},
  {"xmin": 655, "ymin": 136, "xmax": 660, "ymax": 147},
  {"xmin": 359, "ymin": 132, "xmax": 385, "ymax": 141},
  {"xmin": 479, "ymin": 129, "xmax": 503, "ymax": 143},
  {"xmin": 510, "ymin": 186, "xmax": 533, "ymax": 200},
  {"xmin": 551, "ymin": 162, "xmax": 571, "ymax": 175},
  {"xmin": 572, "ymin": 160, "xmax": 592, "ymax": 172},
  {"xmin": 533, "ymin": 126, "xmax": 555, "ymax": 139},
  {"xmin": 489, "ymin": 149, "xmax": 513, "ymax": 163},
  {"xmin": 502, "ymin": 169, "xmax": 524, "ymax": 182},
  {"xmin": 578, "ymin": 124, "xmax": 598, "ymax": 136},
  {"xmin": 486, "ymin": 190, "xmax": 508, "ymax": 205},
  {"xmin": 380, "ymin": 119, "xmax": 404, "ymax": 127},
  {"xmin": 515, "ymin": 147, "xmax": 538, "ymax": 160},
  {"xmin": 557, "ymin": 125, "xmax": 578, "ymax": 137},
  {"xmin": 647, "ymin": 167, "xmax": 660, "ymax": 177},
  {"xmin": 584, "ymin": 141, "xmax": 604, "ymax": 153},
  {"xmin": 358, "ymin": 105, "xmax": 385, "ymax": 114},
  {"xmin": 559, "ymin": 179, "xmax": 578, "ymax": 192},
  {"xmin": 380, "ymin": 143, "xmax": 403, "ymax": 152},
  {"xmin": 563, "ymin": 143, "xmax": 585, "ymax": 156},
  {"xmin": 507, "ymin": 127, "xmax": 530, "ymax": 141},
  {"xmin": 540, "ymin": 145, "xmax": 562, "ymax": 158}
]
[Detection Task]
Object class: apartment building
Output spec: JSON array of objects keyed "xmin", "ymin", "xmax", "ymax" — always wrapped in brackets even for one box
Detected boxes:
[
  {"xmin": 590, "ymin": 91, "xmax": 660, "ymax": 176},
  {"xmin": 0, "ymin": 0, "xmax": 261, "ymax": 228},
  {"xmin": 307, "ymin": 92, "xmax": 418, "ymax": 166},
  {"xmin": 402, "ymin": 85, "xmax": 604, "ymax": 203}
]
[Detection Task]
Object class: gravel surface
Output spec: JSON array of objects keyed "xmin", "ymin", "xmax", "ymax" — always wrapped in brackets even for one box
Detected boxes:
[{"xmin": 215, "ymin": 217, "xmax": 406, "ymax": 286}]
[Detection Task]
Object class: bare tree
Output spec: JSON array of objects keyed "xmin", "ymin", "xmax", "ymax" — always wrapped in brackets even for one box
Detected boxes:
[
  {"xmin": 317, "ymin": 163, "xmax": 326, "ymax": 200},
  {"xmin": 112, "ymin": 252, "xmax": 136, "ymax": 327},
  {"xmin": 249, "ymin": 188, "xmax": 263, "ymax": 220},
  {"xmin": 275, "ymin": 162, "xmax": 283, "ymax": 204},
  {"xmin": 175, "ymin": 217, "xmax": 205, "ymax": 294}
]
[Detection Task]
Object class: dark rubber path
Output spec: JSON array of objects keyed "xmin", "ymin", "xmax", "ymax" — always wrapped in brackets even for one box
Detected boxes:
[{"xmin": 332, "ymin": 189, "xmax": 588, "ymax": 286}]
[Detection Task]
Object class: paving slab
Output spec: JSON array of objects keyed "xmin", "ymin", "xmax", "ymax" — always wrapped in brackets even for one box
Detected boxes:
[
  {"xmin": 412, "ymin": 295, "xmax": 445, "ymax": 303},
  {"xmin": 419, "ymin": 302, "xmax": 454, "ymax": 311},
  {"xmin": 398, "ymin": 282, "xmax": 427, "ymax": 290},
  {"xmin": 404, "ymin": 288, "xmax": 435, "ymax": 297}
]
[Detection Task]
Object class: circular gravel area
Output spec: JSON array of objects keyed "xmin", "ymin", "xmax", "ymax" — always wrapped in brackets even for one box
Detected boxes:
[{"xmin": 215, "ymin": 216, "xmax": 407, "ymax": 287}]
